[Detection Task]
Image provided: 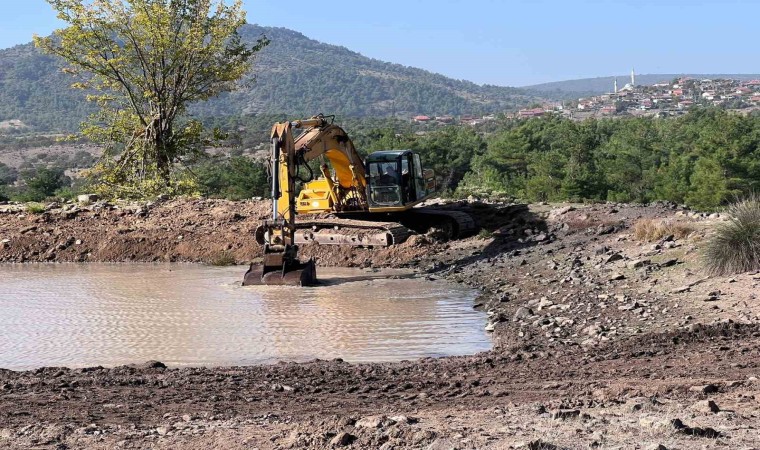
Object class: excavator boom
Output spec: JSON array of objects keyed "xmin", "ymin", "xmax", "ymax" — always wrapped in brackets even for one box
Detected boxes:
[{"xmin": 242, "ymin": 120, "xmax": 319, "ymax": 286}]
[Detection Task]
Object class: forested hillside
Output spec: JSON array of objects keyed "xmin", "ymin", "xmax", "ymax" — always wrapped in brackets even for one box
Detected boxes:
[{"xmin": 0, "ymin": 25, "xmax": 541, "ymax": 132}]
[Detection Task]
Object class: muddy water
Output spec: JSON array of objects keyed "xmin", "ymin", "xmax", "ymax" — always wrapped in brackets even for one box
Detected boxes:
[{"xmin": 0, "ymin": 264, "xmax": 490, "ymax": 370}]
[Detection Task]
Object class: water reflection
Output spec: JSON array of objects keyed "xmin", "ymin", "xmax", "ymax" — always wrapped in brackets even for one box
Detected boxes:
[{"xmin": 0, "ymin": 264, "xmax": 491, "ymax": 370}]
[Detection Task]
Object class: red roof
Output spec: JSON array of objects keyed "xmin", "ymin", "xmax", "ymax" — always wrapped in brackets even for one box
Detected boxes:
[{"xmin": 413, "ymin": 115, "xmax": 431, "ymax": 121}]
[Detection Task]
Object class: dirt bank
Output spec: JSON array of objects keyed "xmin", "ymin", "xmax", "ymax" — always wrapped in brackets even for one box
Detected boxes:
[
  {"xmin": 0, "ymin": 198, "xmax": 439, "ymax": 268},
  {"xmin": 1, "ymin": 199, "xmax": 759, "ymax": 449}
]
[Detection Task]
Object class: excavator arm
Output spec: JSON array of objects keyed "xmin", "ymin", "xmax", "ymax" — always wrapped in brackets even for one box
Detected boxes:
[{"xmin": 243, "ymin": 115, "xmax": 366, "ymax": 286}]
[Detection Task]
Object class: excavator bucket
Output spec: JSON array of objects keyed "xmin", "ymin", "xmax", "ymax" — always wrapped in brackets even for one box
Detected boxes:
[{"xmin": 242, "ymin": 253, "xmax": 317, "ymax": 286}]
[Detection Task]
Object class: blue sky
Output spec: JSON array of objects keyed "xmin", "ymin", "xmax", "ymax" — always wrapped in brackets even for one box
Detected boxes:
[{"xmin": 0, "ymin": 0, "xmax": 757, "ymax": 86}]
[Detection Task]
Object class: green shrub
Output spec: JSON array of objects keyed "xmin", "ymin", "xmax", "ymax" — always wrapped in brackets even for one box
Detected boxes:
[
  {"xmin": 207, "ymin": 250, "xmax": 236, "ymax": 266},
  {"xmin": 14, "ymin": 167, "xmax": 72, "ymax": 202},
  {"xmin": 477, "ymin": 229, "xmax": 493, "ymax": 239},
  {"xmin": 704, "ymin": 196, "xmax": 760, "ymax": 275},
  {"xmin": 26, "ymin": 203, "xmax": 46, "ymax": 214},
  {"xmin": 54, "ymin": 186, "xmax": 80, "ymax": 201}
]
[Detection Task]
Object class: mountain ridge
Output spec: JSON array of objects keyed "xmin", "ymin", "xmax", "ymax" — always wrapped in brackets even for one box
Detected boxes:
[{"xmin": 0, "ymin": 24, "xmax": 541, "ymax": 132}]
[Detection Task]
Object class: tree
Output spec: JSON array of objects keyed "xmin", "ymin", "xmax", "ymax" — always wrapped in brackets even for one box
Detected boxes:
[
  {"xmin": 0, "ymin": 163, "xmax": 18, "ymax": 185},
  {"xmin": 34, "ymin": 0, "xmax": 268, "ymax": 198},
  {"xmin": 194, "ymin": 156, "xmax": 268, "ymax": 200},
  {"xmin": 20, "ymin": 167, "xmax": 71, "ymax": 201},
  {"xmin": 685, "ymin": 157, "xmax": 731, "ymax": 210}
]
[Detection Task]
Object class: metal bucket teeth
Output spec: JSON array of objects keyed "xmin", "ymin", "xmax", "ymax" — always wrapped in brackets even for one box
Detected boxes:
[{"xmin": 242, "ymin": 260, "xmax": 317, "ymax": 286}]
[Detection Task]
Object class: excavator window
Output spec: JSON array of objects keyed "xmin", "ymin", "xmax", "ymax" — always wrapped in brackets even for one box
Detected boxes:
[{"xmin": 367, "ymin": 159, "xmax": 403, "ymax": 207}]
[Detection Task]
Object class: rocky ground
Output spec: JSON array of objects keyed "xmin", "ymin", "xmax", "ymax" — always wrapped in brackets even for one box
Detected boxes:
[{"xmin": 1, "ymin": 198, "xmax": 759, "ymax": 449}]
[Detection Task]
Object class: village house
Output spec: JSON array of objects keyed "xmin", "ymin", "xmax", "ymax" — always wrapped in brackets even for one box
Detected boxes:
[{"xmin": 518, "ymin": 108, "xmax": 546, "ymax": 118}]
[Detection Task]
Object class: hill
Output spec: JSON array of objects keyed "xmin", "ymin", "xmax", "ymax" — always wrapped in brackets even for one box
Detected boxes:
[
  {"xmin": 525, "ymin": 73, "xmax": 760, "ymax": 97},
  {"xmin": 0, "ymin": 25, "xmax": 541, "ymax": 133}
]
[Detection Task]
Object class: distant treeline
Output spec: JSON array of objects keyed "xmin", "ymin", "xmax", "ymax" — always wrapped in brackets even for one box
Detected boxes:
[
  {"xmin": 459, "ymin": 108, "xmax": 760, "ymax": 209},
  {"xmin": 3, "ymin": 108, "xmax": 759, "ymax": 210},
  {"xmin": 330, "ymin": 108, "xmax": 760, "ymax": 210}
]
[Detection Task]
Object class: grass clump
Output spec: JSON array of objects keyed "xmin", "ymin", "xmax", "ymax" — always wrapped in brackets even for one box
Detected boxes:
[
  {"xmin": 477, "ymin": 229, "xmax": 494, "ymax": 239},
  {"xmin": 633, "ymin": 218, "xmax": 696, "ymax": 242},
  {"xmin": 25, "ymin": 202, "xmax": 46, "ymax": 214},
  {"xmin": 208, "ymin": 250, "xmax": 236, "ymax": 266},
  {"xmin": 704, "ymin": 196, "xmax": 760, "ymax": 275}
]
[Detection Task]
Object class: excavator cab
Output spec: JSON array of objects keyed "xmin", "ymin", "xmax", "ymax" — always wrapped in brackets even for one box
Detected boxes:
[{"xmin": 366, "ymin": 150, "xmax": 433, "ymax": 208}]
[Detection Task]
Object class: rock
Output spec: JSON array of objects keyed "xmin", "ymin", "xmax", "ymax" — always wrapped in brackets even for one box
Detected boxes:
[
  {"xmin": 537, "ymin": 297, "xmax": 554, "ymax": 310},
  {"xmin": 670, "ymin": 418, "xmax": 722, "ymax": 438},
  {"xmin": 638, "ymin": 416, "xmax": 671, "ymax": 431},
  {"xmin": 583, "ymin": 324, "xmax": 602, "ymax": 336},
  {"xmin": 659, "ymin": 258, "xmax": 679, "ymax": 268},
  {"xmin": 389, "ymin": 415, "xmax": 415, "ymax": 425},
  {"xmin": 687, "ymin": 323, "xmax": 704, "ymax": 333},
  {"xmin": 412, "ymin": 430, "xmax": 437, "ymax": 444},
  {"xmin": 132, "ymin": 360, "xmax": 166, "ymax": 369},
  {"xmin": 689, "ymin": 384, "xmax": 719, "ymax": 394},
  {"xmin": 484, "ymin": 323, "xmax": 495, "ymax": 332},
  {"xmin": 609, "ymin": 272, "xmax": 626, "ymax": 281},
  {"xmin": 355, "ymin": 415, "xmax": 386, "ymax": 429},
  {"xmin": 156, "ymin": 426, "xmax": 169, "ymax": 436},
  {"xmin": 671, "ymin": 285, "xmax": 691, "ymax": 294},
  {"xmin": 77, "ymin": 194, "xmax": 99, "ymax": 205},
  {"xmin": 551, "ymin": 206, "xmax": 575, "ymax": 216},
  {"xmin": 618, "ymin": 302, "xmax": 641, "ymax": 311},
  {"xmin": 513, "ymin": 307, "xmax": 533, "ymax": 321},
  {"xmin": 629, "ymin": 259, "xmax": 651, "ymax": 269},
  {"xmin": 604, "ymin": 253, "xmax": 624, "ymax": 264},
  {"xmin": 691, "ymin": 400, "xmax": 720, "ymax": 414},
  {"xmin": 551, "ymin": 409, "xmax": 580, "ymax": 420},
  {"xmin": 596, "ymin": 225, "xmax": 616, "ymax": 235},
  {"xmin": 648, "ymin": 445, "xmax": 668, "ymax": 450},
  {"xmin": 330, "ymin": 432, "xmax": 356, "ymax": 447}
]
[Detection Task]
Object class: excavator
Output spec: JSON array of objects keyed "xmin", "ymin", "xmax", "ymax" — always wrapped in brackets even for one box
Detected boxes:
[{"xmin": 242, "ymin": 114, "xmax": 476, "ymax": 286}]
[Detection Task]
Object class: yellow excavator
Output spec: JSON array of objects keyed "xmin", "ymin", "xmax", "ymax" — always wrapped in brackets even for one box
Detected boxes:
[{"xmin": 243, "ymin": 115, "xmax": 476, "ymax": 286}]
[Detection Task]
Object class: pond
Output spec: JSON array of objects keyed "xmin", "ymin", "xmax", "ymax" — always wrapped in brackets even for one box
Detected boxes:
[{"xmin": 0, "ymin": 264, "xmax": 491, "ymax": 370}]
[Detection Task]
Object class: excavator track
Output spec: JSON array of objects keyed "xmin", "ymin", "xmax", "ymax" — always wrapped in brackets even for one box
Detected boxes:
[
  {"xmin": 292, "ymin": 207, "xmax": 479, "ymax": 247},
  {"xmin": 405, "ymin": 208, "xmax": 478, "ymax": 239},
  {"xmin": 255, "ymin": 206, "xmax": 488, "ymax": 248},
  {"xmin": 294, "ymin": 219, "xmax": 412, "ymax": 247}
]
